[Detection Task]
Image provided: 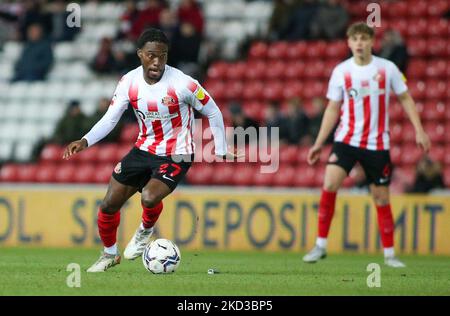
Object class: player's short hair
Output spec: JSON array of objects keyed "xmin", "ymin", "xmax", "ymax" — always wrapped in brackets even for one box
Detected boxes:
[
  {"xmin": 137, "ymin": 28, "xmax": 169, "ymax": 49},
  {"xmin": 346, "ymin": 22, "xmax": 375, "ymax": 38}
]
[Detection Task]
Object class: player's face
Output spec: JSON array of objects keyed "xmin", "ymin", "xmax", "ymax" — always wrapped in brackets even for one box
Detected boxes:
[
  {"xmin": 348, "ymin": 33, "xmax": 373, "ymax": 59},
  {"xmin": 137, "ymin": 41, "xmax": 168, "ymax": 83}
]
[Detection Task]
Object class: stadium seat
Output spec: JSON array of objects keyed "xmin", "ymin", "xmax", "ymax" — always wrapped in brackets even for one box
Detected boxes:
[
  {"xmin": 408, "ymin": 1, "xmax": 428, "ymax": 17},
  {"xmin": 73, "ymin": 163, "xmax": 96, "ymax": 183},
  {"xmin": 185, "ymin": 164, "xmax": 213, "ymax": 185},
  {"xmin": 428, "ymin": 147, "xmax": 446, "ymax": 164},
  {"xmin": 427, "ymin": 0, "xmax": 449, "ymax": 16},
  {"xmin": 325, "ymin": 41, "xmax": 348, "ymax": 59},
  {"xmin": 252, "ymin": 169, "xmax": 274, "ymax": 186},
  {"xmin": 389, "ymin": 102, "xmax": 404, "ymax": 122},
  {"xmin": 242, "ymin": 81, "xmax": 264, "ymax": 100},
  {"xmin": 272, "ymin": 166, "xmax": 296, "ymax": 187},
  {"xmin": 279, "ymin": 145, "xmax": 298, "ymax": 165},
  {"xmin": 224, "ymin": 80, "xmax": 244, "ymax": 100},
  {"xmin": 445, "ymin": 145, "xmax": 450, "ymax": 165},
  {"xmin": 303, "ymin": 60, "xmax": 325, "ymax": 78},
  {"xmin": 262, "ymin": 81, "xmax": 284, "ymax": 101},
  {"xmin": 407, "ymin": 20, "xmax": 427, "ymax": 37},
  {"xmin": 120, "ymin": 124, "xmax": 139, "ymax": 144},
  {"xmin": 230, "ymin": 164, "xmax": 254, "ymax": 186},
  {"xmin": 407, "ymin": 39, "xmax": 427, "ymax": 57},
  {"xmin": 394, "ymin": 166, "xmax": 417, "ymax": 189},
  {"xmin": 282, "ymin": 81, "xmax": 303, "ymax": 100},
  {"xmin": 425, "ymin": 80, "xmax": 446, "ymax": 99},
  {"xmin": 295, "ymin": 146, "xmax": 310, "ymax": 166},
  {"xmin": 35, "ymin": 163, "xmax": 57, "ymax": 183},
  {"xmin": 400, "ymin": 145, "xmax": 423, "ymax": 165},
  {"xmin": 203, "ymin": 80, "xmax": 226, "ymax": 101},
  {"xmin": 390, "ymin": 146, "xmax": 402, "ymax": 165},
  {"xmin": 248, "ymin": 41, "xmax": 268, "ymax": 59},
  {"xmin": 17, "ymin": 164, "xmax": 38, "ymax": 182},
  {"xmin": 293, "ymin": 166, "xmax": 316, "ymax": 187},
  {"xmin": 225, "ymin": 62, "xmax": 247, "ymax": 80},
  {"xmin": 444, "ymin": 169, "xmax": 450, "ymax": 188},
  {"xmin": 408, "ymin": 80, "xmax": 426, "ymax": 100},
  {"xmin": 390, "ymin": 123, "xmax": 404, "ymax": 144},
  {"xmin": 0, "ymin": 164, "xmax": 19, "ymax": 182},
  {"xmin": 427, "ymin": 38, "xmax": 447, "ymax": 57},
  {"xmin": 93, "ymin": 163, "xmax": 114, "ymax": 184},
  {"xmin": 96, "ymin": 144, "xmax": 120, "ymax": 164},
  {"xmin": 427, "ymin": 19, "xmax": 448, "ymax": 37},
  {"xmin": 425, "ymin": 60, "xmax": 447, "ymax": 78},
  {"xmin": 424, "ymin": 123, "xmax": 446, "ymax": 143},
  {"xmin": 303, "ymin": 81, "xmax": 326, "ymax": 99},
  {"xmin": 267, "ymin": 42, "xmax": 289, "ymax": 59},
  {"xmin": 422, "ymin": 101, "xmax": 446, "ymax": 122},
  {"xmin": 207, "ymin": 62, "xmax": 228, "ymax": 80},
  {"xmin": 284, "ymin": 61, "xmax": 305, "ymax": 79},
  {"xmin": 55, "ymin": 164, "xmax": 76, "ymax": 183},
  {"xmin": 406, "ymin": 59, "xmax": 427, "ymax": 79},
  {"xmin": 265, "ymin": 61, "xmax": 285, "ymax": 80},
  {"xmin": 286, "ymin": 42, "xmax": 308, "ymax": 59},
  {"xmin": 210, "ymin": 163, "xmax": 234, "ymax": 185},
  {"xmin": 400, "ymin": 122, "xmax": 417, "ymax": 144},
  {"xmin": 244, "ymin": 61, "xmax": 266, "ymax": 81},
  {"xmin": 306, "ymin": 41, "xmax": 327, "ymax": 58},
  {"xmin": 40, "ymin": 144, "xmax": 64, "ymax": 163}
]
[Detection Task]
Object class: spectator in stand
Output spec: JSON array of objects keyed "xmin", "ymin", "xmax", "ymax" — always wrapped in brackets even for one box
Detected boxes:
[
  {"xmin": 53, "ymin": 100, "xmax": 87, "ymax": 145},
  {"xmin": 228, "ymin": 102, "xmax": 260, "ymax": 146},
  {"xmin": 307, "ymin": 96, "xmax": 334, "ymax": 145},
  {"xmin": 130, "ymin": 0, "xmax": 168, "ymax": 41},
  {"xmin": 83, "ymin": 98, "xmax": 123, "ymax": 143},
  {"xmin": 17, "ymin": 0, "xmax": 53, "ymax": 42},
  {"xmin": 280, "ymin": 0, "xmax": 319, "ymax": 40},
  {"xmin": 177, "ymin": 0, "xmax": 204, "ymax": 35},
  {"xmin": 377, "ymin": 29, "xmax": 409, "ymax": 73},
  {"xmin": 408, "ymin": 156, "xmax": 445, "ymax": 193},
  {"xmin": 310, "ymin": 0, "xmax": 348, "ymax": 40},
  {"xmin": 280, "ymin": 97, "xmax": 310, "ymax": 145},
  {"xmin": 170, "ymin": 22, "xmax": 202, "ymax": 77},
  {"xmin": 48, "ymin": 0, "xmax": 80, "ymax": 42},
  {"xmin": 90, "ymin": 37, "xmax": 122, "ymax": 74},
  {"xmin": 12, "ymin": 23, "xmax": 53, "ymax": 82},
  {"xmin": 158, "ymin": 8, "xmax": 178, "ymax": 42},
  {"xmin": 264, "ymin": 101, "xmax": 284, "ymax": 141},
  {"xmin": 267, "ymin": 0, "xmax": 302, "ymax": 40},
  {"xmin": 117, "ymin": 0, "xmax": 140, "ymax": 40}
]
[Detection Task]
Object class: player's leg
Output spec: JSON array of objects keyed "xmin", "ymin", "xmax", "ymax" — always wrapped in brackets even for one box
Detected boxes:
[
  {"xmin": 124, "ymin": 155, "xmax": 192, "ymax": 259},
  {"xmin": 87, "ymin": 177, "xmax": 138, "ymax": 272},
  {"xmin": 362, "ymin": 150, "xmax": 405, "ymax": 268}
]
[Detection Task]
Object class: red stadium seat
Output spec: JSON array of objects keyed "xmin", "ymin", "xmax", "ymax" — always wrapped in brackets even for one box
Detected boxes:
[
  {"xmin": 428, "ymin": 147, "xmax": 446, "ymax": 164},
  {"xmin": 242, "ymin": 81, "xmax": 264, "ymax": 100},
  {"xmin": 445, "ymin": 145, "xmax": 450, "ymax": 165},
  {"xmin": 231, "ymin": 164, "xmax": 254, "ymax": 186},
  {"xmin": 408, "ymin": 80, "xmax": 426, "ymax": 100},
  {"xmin": 427, "ymin": 19, "xmax": 448, "ymax": 37},
  {"xmin": 394, "ymin": 166, "xmax": 416, "ymax": 189},
  {"xmin": 295, "ymin": 146, "xmax": 310, "ymax": 166},
  {"xmin": 35, "ymin": 163, "xmax": 57, "ymax": 183},
  {"xmin": 224, "ymin": 80, "xmax": 244, "ymax": 101},
  {"xmin": 427, "ymin": 38, "xmax": 447, "ymax": 57},
  {"xmin": 400, "ymin": 145, "xmax": 423, "ymax": 165},
  {"xmin": 303, "ymin": 60, "xmax": 325, "ymax": 78},
  {"xmin": 325, "ymin": 41, "xmax": 348, "ymax": 59},
  {"xmin": 406, "ymin": 59, "xmax": 427, "ymax": 79},
  {"xmin": 76, "ymin": 145, "xmax": 99, "ymax": 163},
  {"xmin": 388, "ymin": 19, "xmax": 409, "ymax": 38},
  {"xmin": 252, "ymin": 169, "xmax": 274, "ymax": 187},
  {"xmin": 390, "ymin": 146, "xmax": 402, "ymax": 165},
  {"xmin": 407, "ymin": 39, "xmax": 427, "ymax": 57},
  {"xmin": 264, "ymin": 60, "xmax": 285, "ymax": 80},
  {"xmin": 210, "ymin": 163, "xmax": 234, "ymax": 185},
  {"xmin": 284, "ymin": 61, "xmax": 305, "ymax": 79},
  {"xmin": 389, "ymin": 102, "xmax": 404, "ymax": 122},
  {"xmin": 242, "ymin": 101, "xmax": 265, "ymax": 123},
  {"xmin": 422, "ymin": 100, "xmax": 446, "ymax": 122},
  {"xmin": 263, "ymin": 81, "xmax": 284, "ymax": 101},
  {"xmin": 387, "ymin": 2, "xmax": 408, "ymax": 18},
  {"xmin": 286, "ymin": 42, "xmax": 308, "ymax": 59},
  {"xmin": 425, "ymin": 60, "xmax": 447, "ymax": 78},
  {"xmin": 390, "ymin": 123, "xmax": 403, "ymax": 144},
  {"xmin": 55, "ymin": 163, "xmax": 76, "ymax": 183},
  {"xmin": 248, "ymin": 41, "xmax": 268, "ymax": 60},
  {"xmin": 424, "ymin": 123, "xmax": 446, "ymax": 143},
  {"xmin": 407, "ymin": 20, "xmax": 427, "ymax": 37},
  {"xmin": 282, "ymin": 81, "xmax": 302, "ymax": 100},
  {"xmin": 0, "ymin": 164, "xmax": 19, "ymax": 182},
  {"xmin": 97, "ymin": 143, "xmax": 119, "ymax": 163},
  {"xmin": 425, "ymin": 80, "xmax": 446, "ymax": 99},
  {"xmin": 273, "ymin": 166, "xmax": 296, "ymax": 187},
  {"xmin": 306, "ymin": 41, "xmax": 327, "ymax": 58},
  {"xmin": 225, "ymin": 62, "xmax": 247, "ymax": 80},
  {"xmin": 207, "ymin": 62, "xmax": 228, "ymax": 80},
  {"xmin": 116, "ymin": 145, "xmax": 132, "ymax": 162},
  {"xmin": 73, "ymin": 163, "xmax": 96, "ymax": 183},
  {"xmin": 408, "ymin": 1, "xmax": 428, "ymax": 17},
  {"xmin": 203, "ymin": 80, "xmax": 226, "ymax": 101},
  {"xmin": 267, "ymin": 41, "xmax": 289, "ymax": 59},
  {"xmin": 40, "ymin": 144, "xmax": 64, "ymax": 163},
  {"xmin": 120, "ymin": 123, "xmax": 139, "ymax": 144},
  {"xmin": 244, "ymin": 61, "xmax": 266, "ymax": 81},
  {"xmin": 303, "ymin": 81, "xmax": 326, "ymax": 99},
  {"xmin": 400, "ymin": 122, "xmax": 417, "ymax": 144},
  {"xmin": 17, "ymin": 164, "xmax": 38, "ymax": 182},
  {"xmin": 93, "ymin": 163, "xmax": 114, "ymax": 184},
  {"xmin": 428, "ymin": 0, "xmax": 449, "ymax": 17},
  {"xmin": 443, "ymin": 168, "xmax": 450, "ymax": 187},
  {"xmin": 279, "ymin": 145, "xmax": 298, "ymax": 165}
]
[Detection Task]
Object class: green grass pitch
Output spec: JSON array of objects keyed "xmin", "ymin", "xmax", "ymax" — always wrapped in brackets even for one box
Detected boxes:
[{"xmin": 0, "ymin": 247, "xmax": 448, "ymax": 296}]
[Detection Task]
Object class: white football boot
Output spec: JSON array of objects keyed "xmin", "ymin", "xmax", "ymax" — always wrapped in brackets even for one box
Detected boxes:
[
  {"xmin": 385, "ymin": 256, "xmax": 406, "ymax": 268},
  {"xmin": 302, "ymin": 246, "xmax": 327, "ymax": 263},
  {"xmin": 124, "ymin": 227, "xmax": 154, "ymax": 260},
  {"xmin": 87, "ymin": 251, "xmax": 121, "ymax": 272}
]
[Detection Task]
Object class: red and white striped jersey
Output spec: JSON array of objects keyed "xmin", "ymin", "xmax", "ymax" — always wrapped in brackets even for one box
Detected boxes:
[
  {"xmin": 327, "ymin": 55, "xmax": 408, "ymax": 151},
  {"xmin": 83, "ymin": 65, "xmax": 227, "ymax": 156}
]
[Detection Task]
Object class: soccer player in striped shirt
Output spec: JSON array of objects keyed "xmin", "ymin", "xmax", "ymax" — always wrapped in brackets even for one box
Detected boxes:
[
  {"xmin": 303, "ymin": 22, "xmax": 430, "ymax": 267},
  {"xmin": 63, "ymin": 28, "xmax": 237, "ymax": 272}
]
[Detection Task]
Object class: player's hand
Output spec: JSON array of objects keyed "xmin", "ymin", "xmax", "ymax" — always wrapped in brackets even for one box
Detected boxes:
[
  {"xmin": 219, "ymin": 148, "xmax": 245, "ymax": 161},
  {"xmin": 63, "ymin": 138, "xmax": 88, "ymax": 160},
  {"xmin": 416, "ymin": 129, "xmax": 431, "ymax": 153},
  {"xmin": 307, "ymin": 144, "xmax": 322, "ymax": 165}
]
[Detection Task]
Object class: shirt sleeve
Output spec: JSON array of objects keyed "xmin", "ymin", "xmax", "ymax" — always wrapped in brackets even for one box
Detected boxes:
[
  {"xmin": 82, "ymin": 76, "xmax": 130, "ymax": 147},
  {"xmin": 326, "ymin": 67, "xmax": 343, "ymax": 102},
  {"xmin": 390, "ymin": 62, "xmax": 408, "ymax": 95},
  {"xmin": 185, "ymin": 79, "xmax": 228, "ymax": 156}
]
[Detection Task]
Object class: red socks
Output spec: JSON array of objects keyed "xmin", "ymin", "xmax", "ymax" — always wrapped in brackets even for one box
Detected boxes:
[
  {"xmin": 141, "ymin": 201, "xmax": 163, "ymax": 229},
  {"xmin": 376, "ymin": 204, "xmax": 394, "ymax": 248},
  {"xmin": 97, "ymin": 209, "xmax": 120, "ymax": 247},
  {"xmin": 317, "ymin": 189, "xmax": 337, "ymax": 238}
]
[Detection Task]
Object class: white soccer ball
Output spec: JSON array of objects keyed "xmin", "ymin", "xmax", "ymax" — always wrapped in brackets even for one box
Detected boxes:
[{"xmin": 142, "ymin": 238, "xmax": 181, "ymax": 274}]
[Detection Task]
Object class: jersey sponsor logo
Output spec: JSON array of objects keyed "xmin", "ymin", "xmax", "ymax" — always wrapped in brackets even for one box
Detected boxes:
[
  {"xmin": 114, "ymin": 162, "xmax": 122, "ymax": 174},
  {"xmin": 144, "ymin": 111, "xmax": 179, "ymax": 121},
  {"xmin": 161, "ymin": 96, "xmax": 177, "ymax": 106}
]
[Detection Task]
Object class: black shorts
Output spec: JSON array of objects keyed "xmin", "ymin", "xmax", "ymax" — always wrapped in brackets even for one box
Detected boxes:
[
  {"xmin": 327, "ymin": 142, "xmax": 392, "ymax": 186},
  {"xmin": 112, "ymin": 147, "xmax": 193, "ymax": 192}
]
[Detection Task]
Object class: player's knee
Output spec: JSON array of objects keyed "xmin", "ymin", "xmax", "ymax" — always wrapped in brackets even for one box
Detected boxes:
[
  {"xmin": 99, "ymin": 200, "xmax": 120, "ymax": 214},
  {"xmin": 323, "ymin": 182, "xmax": 339, "ymax": 192},
  {"xmin": 141, "ymin": 193, "xmax": 161, "ymax": 209}
]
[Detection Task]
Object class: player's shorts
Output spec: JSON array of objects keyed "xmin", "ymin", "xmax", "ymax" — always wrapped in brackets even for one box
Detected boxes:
[
  {"xmin": 112, "ymin": 147, "xmax": 193, "ymax": 192},
  {"xmin": 327, "ymin": 142, "xmax": 392, "ymax": 186}
]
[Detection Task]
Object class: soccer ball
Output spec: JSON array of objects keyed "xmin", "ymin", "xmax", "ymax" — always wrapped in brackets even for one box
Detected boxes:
[{"xmin": 142, "ymin": 238, "xmax": 181, "ymax": 274}]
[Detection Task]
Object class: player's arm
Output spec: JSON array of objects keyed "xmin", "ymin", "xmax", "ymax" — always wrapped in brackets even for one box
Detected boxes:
[
  {"xmin": 186, "ymin": 80, "xmax": 239, "ymax": 160},
  {"xmin": 63, "ymin": 78, "xmax": 130, "ymax": 160},
  {"xmin": 397, "ymin": 91, "xmax": 430, "ymax": 152},
  {"xmin": 307, "ymin": 100, "xmax": 341, "ymax": 165}
]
